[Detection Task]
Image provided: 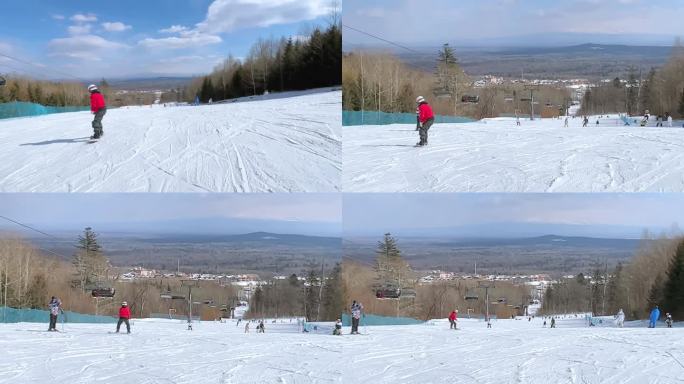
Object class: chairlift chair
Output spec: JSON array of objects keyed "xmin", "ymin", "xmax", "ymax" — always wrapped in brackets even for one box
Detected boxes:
[
  {"xmin": 461, "ymin": 95, "xmax": 480, "ymax": 104},
  {"xmin": 0, "ymin": 76, "xmax": 6, "ymax": 86},
  {"xmin": 160, "ymin": 292, "xmax": 186, "ymax": 300},
  {"xmin": 91, "ymin": 287, "xmax": 116, "ymax": 298},
  {"xmin": 374, "ymin": 283, "xmax": 401, "ymax": 299},
  {"xmin": 400, "ymin": 288, "xmax": 416, "ymax": 299},
  {"xmin": 464, "ymin": 289, "xmax": 479, "ymax": 301},
  {"xmin": 433, "ymin": 87, "xmax": 452, "ymax": 99}
]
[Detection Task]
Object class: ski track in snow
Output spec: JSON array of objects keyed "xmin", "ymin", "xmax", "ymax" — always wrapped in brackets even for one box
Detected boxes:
[
  {"xmin": 0, "ymin": 90, "xmax": 341, "ymax": 192},
  {"xmin": 343, "ymin": 116, "xmax": 684, "ymax": 192},
  {"xmin": 2, "ymin": 317, "xmax": 684, "ymax": 383}
]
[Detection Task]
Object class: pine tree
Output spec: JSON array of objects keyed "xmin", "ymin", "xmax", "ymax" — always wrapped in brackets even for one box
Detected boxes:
[
  {"xmin": 322, "ymin": 263, "xmax": 345, "ymax": 321},
  {"xmin": 648, "ymin": 273, "xmax": 666, "ymax": 308},
  {"xmin": 375, "ymin": 233, "xmax": 412, "ymax": 290},
  {"xmin": 663, "ymin": 240, "xmax": 684, "ymax": 318},
  {"xmin": 304, "ymin": 269, "xmax": 319, "ymax": 321},
  {"xmin": 72, "ymin": 227, "xmax": 109, "ymax": 291}
]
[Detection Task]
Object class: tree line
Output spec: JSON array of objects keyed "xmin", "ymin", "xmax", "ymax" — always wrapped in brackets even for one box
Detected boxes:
[
  {"xmin": 247, "ymin": 263, "xmax": 345, "ymax": 322},
  {"xmin": 542, "ymin": 233, "xmax": 684, "ymax": 320},
  {"xmin": 342, "ymin": 233, "xmax": 529, "ymax": 321},
  {"xmin": 188, "ymin": 22, "xmax": 341, "ymax": 104},
  {"xmin": 0, "ymin": 230, "xmax": 240, "ymax": 319},
  {"xmin": 342, "ymin": 46, "xmax": 571, "ymax": 120},
  {"xmin": 580, "ymin": 41, "xmax": 684, "ymax": 117}
]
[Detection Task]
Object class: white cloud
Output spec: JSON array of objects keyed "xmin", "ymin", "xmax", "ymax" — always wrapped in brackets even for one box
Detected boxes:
[
  {"xmin": 52, "ymin": 14, "xmax": 65, "ymax": 20},
  {"xmin": 71, "ymin": 13, "xmax": 98, "ymax": 23},
  {"xmin": 68, "ymin": 24, "xmax": 92, "ymax": 35},
  {"xmin": 139, "ymin": 31, "xmax": 222, "ymax": 49},
  {"xmin": 102, "ymin": 22, "xmax": 132, "ymax": 32},
  {"xmin": 48, "ymin": 35, "xmax": 127, "ymax": 61},
  {"xmin": 196, "ymin": 0, "xmax": 331, "ymax": 34},
  {"xmin": 159, "ymin": 25, "xmax": 189, "ymax": 34}
]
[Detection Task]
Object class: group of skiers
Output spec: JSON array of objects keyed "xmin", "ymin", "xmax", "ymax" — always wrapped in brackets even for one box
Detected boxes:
[
  {"xmin": 649, "ymin": 305, "xmax": 674, "ymax": 328},
  {"xmin": 46, "ymin": 296, "xmax": 130, "ymax": 333}
]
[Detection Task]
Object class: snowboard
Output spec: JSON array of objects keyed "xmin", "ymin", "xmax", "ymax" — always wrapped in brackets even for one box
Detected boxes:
[{"xmin": 108, "ymin": 331, "xmax": 131, "ymax": 335}]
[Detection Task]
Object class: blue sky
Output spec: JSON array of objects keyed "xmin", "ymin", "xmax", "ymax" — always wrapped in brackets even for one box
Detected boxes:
[
  {"xmin": 343, "ymin": 0, "xmax": 684, "ymax": 47},
  {"xmin": 0, "ymin": 0, "xmax": 335, "ymax": 79},
  {"xmin": 343, "ymin": 194, "xmax": 684, "ymax": 238},
  {"xmin": 0, "ymin": 193, "xmax": 342, "ymax": 236}
]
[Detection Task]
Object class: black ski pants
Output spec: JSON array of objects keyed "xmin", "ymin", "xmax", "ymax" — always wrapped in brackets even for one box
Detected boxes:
[
  {"xmin": 351, "ymin": 317, "xmax": 360, "ymax": 333},
  {"xmin": 419, "ymin": 118, "xmax": 434, "ymax": 144},
  {"xmin": 117, "ymin": 317, "xmax": 130, "ymax": 333},
  {"xmin": 92, "ymin": 108, "xmax": 107, "ymax": 136},
  {"xmin": 49, "ymin": 314, "xmax": 58, "ymax": 330}
]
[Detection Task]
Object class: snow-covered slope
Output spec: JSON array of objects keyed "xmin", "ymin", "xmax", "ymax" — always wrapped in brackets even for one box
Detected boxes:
[
  {"xmin": 0, "ymin": 89, "xmax": 341, "ymax": 192},
  {"xmin": 3, "ymin": 316, "xmax": 682, "ymax": 383},
  {"xmin": 343, "ymin": 116, "xmax": 684, "ymax": 192}
]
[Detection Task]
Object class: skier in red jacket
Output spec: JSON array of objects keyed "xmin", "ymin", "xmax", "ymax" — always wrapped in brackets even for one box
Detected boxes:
[
  {"xmin": 116, "ymin": 301, "xmax": 131, "ymax": 334},
  {"xmin": 416, "ymin": 96, "xmax": 435, "ymax": 146},
  {"xmin": 448, "ymin": 309, "xmax": 458, "ymax": 329},
  {"xmin": 88, "ymin": 84, "xmax": 107, "ymax": 139}
]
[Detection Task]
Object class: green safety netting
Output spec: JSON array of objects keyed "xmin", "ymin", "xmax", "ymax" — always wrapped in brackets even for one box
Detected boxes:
[
  {"xmin": 341, "ymin": 313, "xmax": 424, "ymax": 327},
  {"xmin": 0, "ymin": 101, "xmax": 89, "ymax": 120},
  {"xmin": 343, "ymin": 110, "xmax": 473, "ymax": 126},
  {"xmin": 0, "ymin": 306, "xmax": 116, "ymax": 323}
]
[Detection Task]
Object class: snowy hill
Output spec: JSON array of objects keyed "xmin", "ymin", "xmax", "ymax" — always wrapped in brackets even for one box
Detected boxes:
[
  {"xmin": 0, "ymin": 89, "xmax": 341, "ymax": 192},
  {"xmin": 344, "ymin": 116, "xmax": 684, "ymax": 192},
  {"xmin": 3, "ymin": 315, "xmax": 682, "ymax": 383}
]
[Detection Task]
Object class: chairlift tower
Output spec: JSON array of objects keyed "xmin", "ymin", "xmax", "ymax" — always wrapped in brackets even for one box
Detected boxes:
[
  {"xmin": 478, "ymin": 281, "xmax": 495, "ymax": 322},
  {"xmin": 521, "ymin": 85, "xmax": 540, "ymax": 121}
]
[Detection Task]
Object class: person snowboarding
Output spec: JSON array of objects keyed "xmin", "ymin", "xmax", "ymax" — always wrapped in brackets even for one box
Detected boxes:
[
  {"xmin": 666, "ymin": 313, "xmax": 673, "ymax": 328},
  {"xmin": 448, "ymin": 309, "xmax": 458, "ymax": 330},
  {"xmin": 649, "ymin": 305, "xmax": 660, "ymax": 328},
  {"xmin": 47, "ymin": 296, "xmax": 62, "ymax": 331},
  {"xmin": 615, "ymin": 309, "xmax": 625, "ymax": 328},
  {"xmin": 516, "ymin": 114, "xmax": 521, "ymax": 126},
  {"xmin": 564, "ymin": 117, "xmax": 569, "ymax": 128},
  {"xmin": 582, "ymin": 116, "xmax": 589, "ymax": 127},
  {"xmin": 257, "ymin": 320, "xmax": 265, "ymax": 333},
  {"xmin": 350, "ymin": 300, "xmax": 364, "ymax": 334},
  {"xmin": 415, "ymin": 96, "xmax": 434, "ymax": 146},
  {"xmin": 116, "ymin": 301, "xmax": 131, "ymax": 334},
  {"xmin": 550, "ymin": 317, "xmax": 556, "ymax": 328},
  {"xmin": 244, "ymin": 322, "xmax": 250, "ymax": 333},
  {"xmin": 333, "ymin": 319, "xmax": 342, "ymax": 335},
  {"xmin": 666, "ymin": 112, "xmax": 673, "ymax": 127},
  {"xmin": 88, "ymin": 84, "xmax": 107, "ymax": 140}
]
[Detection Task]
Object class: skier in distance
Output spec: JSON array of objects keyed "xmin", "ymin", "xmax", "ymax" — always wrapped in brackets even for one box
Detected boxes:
[
  {"xmin": 47, "ymin": 296, "xmax": 62, "ymax": 332},
  {"xmin": 350, "ymin": 300, "xmax": 364, "ymax": 334},
  {"xmin": 116, "ymin": 301, "xmax": 131, "ymax": 334}
]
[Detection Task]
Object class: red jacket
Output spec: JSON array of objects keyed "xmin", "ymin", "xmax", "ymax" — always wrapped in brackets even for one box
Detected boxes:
[
  {"xmin": 90, "ymin": 92, "xmax": 106, "ymax": 113},
  {"xmin": 448, "ymin": 311, "xmax": 457, "ymax": 321},
  {"xmin": 418, "ymin": 103, "xmax": 434, "ymax": 123},
  {"xmin": 119, "ymin": 307, "xmax": 131, "ymax": 319}
]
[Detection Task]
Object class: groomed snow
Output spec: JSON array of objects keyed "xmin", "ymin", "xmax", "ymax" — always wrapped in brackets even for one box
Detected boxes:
[
  {"xmin": 343, "ymin": 116, "xmax": 684, "ymax": 192},
  {"xmin": 3, "ymin": 316, "xmax": 682, "ymax": 383},
  {"xmin": 0, "ymin": 89, "xmax": 341, "ymax": 192}
]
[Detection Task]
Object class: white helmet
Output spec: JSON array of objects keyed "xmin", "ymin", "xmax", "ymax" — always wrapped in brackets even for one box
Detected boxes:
[
  {"xmin": 121, "ymin": 301, "xmax": 128, "ymax": 306},
  {"xmin": 88, "ymin": 84, "xmax": 98, "ymax": 92},
  {"xmin": 416, "ymin": 96, "xmax": 425, "ymax": 103}
]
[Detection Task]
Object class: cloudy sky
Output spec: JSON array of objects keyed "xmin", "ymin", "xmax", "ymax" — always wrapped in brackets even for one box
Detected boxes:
[
  {"xmin": 343, "ymin": 0, "xmax": 684, "ymax": 47},
  {"xmin": 0, "ymin": 0, "xmax": 334, "ymax": 79},
  {"xmin": 343, "ymin": 194, "xmax": 684, "ymax": 238},
  {"xmin": 0, "ymin": 194, "xmax": 342, "ymax": 236}
]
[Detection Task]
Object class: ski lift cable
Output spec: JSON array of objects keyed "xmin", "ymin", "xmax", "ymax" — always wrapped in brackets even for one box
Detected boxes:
[
  {"xmin": 0, "ymin": 51, "xmax": 88, "ymax": 83},
  {"xmin": 0, "ymin": 215, "xmax": 62, "ymax": 239},
  {"xmin": 0, "ymin": 214, "xmax": 74, "ymax": 260},
  {"xmin": 342, "ymin": 24, "xmax": 424, "ymax": 55}
]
